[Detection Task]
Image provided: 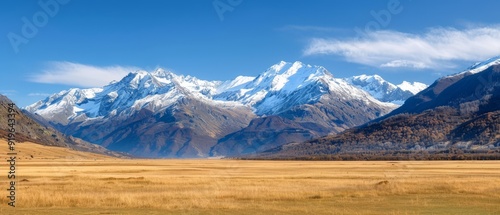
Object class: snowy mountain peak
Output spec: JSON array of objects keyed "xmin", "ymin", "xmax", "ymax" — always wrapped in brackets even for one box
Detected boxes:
[
  {"xmin": 346, "ymin": 74, "xmax": 427, "ymax": 104},
  {"xmin": 113, "ymin": 71, "xmax": 151, "ymax": 89},
  {"xmin": 26, "ymin": 61, "xmax": 423, "ymax": 125},
  {"xmin": 130, "ymin": 71, "xmax": 151, "ymax": 88},
  {"xmin": 216, "ymin": 76, "xmax": 255, "ymax": 93},
  {"xmin": 448, "ymin": 56, "xmax": 500, "ymax": 79},
  {"xmin": 254, "ymin": 61, "xmax": 332, "ymax": 92},
  {"xmin": 351, "ymin": 74, "xmax": 385, "ymax": 83},
  {"xmin": 347, "ymin": 74, "xmax": 396, "ymax": 89},
  {"xmin": 111, "ymin": 69, "xmax": 190, "ymax": 92},
  {"xmin": 213, "ymin": 62, "xmax": 396, "ymax": 115},
  {"xmin": 265, "ymin": 61, "xmax": 328, "ymax": 75},
  {"xmin": 397, "ymin": 81, "xmax": 428, "ymax": 95},
  {"xmin": 467, "ymin": 56, "xmax": 500, "ymax": 74},
  {"xmin": 269, "ymin": 61, "xmax": 289, "ymax": 72},
  {"xmin": 151, "ymin": 68, "xmax": 175, "ymax": 78}
]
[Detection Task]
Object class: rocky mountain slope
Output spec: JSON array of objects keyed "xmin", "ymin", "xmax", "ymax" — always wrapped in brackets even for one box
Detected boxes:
[
  {"xmin": 0, "ymin": 95, "xmax": 124, "ymax": 157},
  {"xmin": 210, "ymin": 62, "xmax": 398, "ymax": 156},
  {"xmin": 27, "ymin": 70, "xmax": 256, "ymax": 158},
  {"xmin": 260, "ymin": 58, "xmax": 500, "ymax": 159},
  {"xmin": 26, "ymin": 61, "xmax": 408, "ymax": 158}
]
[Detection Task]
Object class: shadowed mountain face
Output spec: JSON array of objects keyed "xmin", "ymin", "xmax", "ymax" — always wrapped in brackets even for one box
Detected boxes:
[
  {"xmin": 210, "ymin": 116, "xmax": 317, "ymax": 157},
  {"xmin": 260, "ymin": 61, "xmax": 500, "ymax": 159},
  {"xmin": 64, "ymin": 98, "xmax": 255, "ymax": 158},
  {"xmin": 387, "ymin": 60, "xmax": 500, "ymax": 117},
  {"xmin": 0, "ymin": 95, "xmax": 123, "ymax": 157},
  {"xmin": 0, "ymin": 95, "xmax": 66, "ymax": 147},
  {"xmin": 25, "ymin": 61, "xmax": 400, "ymax": 158},
  {"xmin": 211, "ymin": 89, "xmax": 393, "ymax": 156}
]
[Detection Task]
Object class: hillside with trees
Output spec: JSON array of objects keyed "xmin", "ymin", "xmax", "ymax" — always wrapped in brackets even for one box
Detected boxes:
[{"xmin": 252, "ymin": 63, "xmax": 500, "ymax": 160}]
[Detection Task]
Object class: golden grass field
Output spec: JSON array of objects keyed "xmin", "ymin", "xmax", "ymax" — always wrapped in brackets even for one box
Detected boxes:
[{"xmin": 1, "ymin": 141, "xmax": 499, "ymax": 214}]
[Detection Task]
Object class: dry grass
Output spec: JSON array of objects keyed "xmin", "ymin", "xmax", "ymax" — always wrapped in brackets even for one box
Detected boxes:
[
  {"xmin": 0, "ymin": 141, "xmax": 114, "ymax": 161},
  {"xmin": 1, "ymin": 141, "xmax": 500, "ymax": 214}
]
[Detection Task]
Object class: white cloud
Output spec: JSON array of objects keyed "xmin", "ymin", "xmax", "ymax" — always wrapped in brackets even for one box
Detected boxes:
[
  {"xmin": 30, "ymin": 62, "xmax": 140, "ymax": 87},
  {"xmin": 28, "ymin": 93, "xmax": 52, "ymax": 97},
  {"xmin": 0, "ymin": 90, "xmax": 17, "ymax": 96},
  {"xmin": 304, "ymin": 26, "xmax": 500, "ymax": 69},
  {"xmin": 380, "ymin": 60, "xmax": 427, "ymax": 69}
]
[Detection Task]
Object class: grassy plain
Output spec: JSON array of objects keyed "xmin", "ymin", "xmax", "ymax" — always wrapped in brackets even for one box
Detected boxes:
[{"xmin": 1, "ymin": 141, "xmax": 499, "ymax": 214}]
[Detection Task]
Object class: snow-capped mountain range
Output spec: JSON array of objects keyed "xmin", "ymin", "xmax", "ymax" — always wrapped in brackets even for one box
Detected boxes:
[
  {"xmin": 269, "ymin": 56, "xmax": 500, "ymax": 159},
  {"xmin": 27, "ymin": 61, "xmax": 425, "ymax": 123},
  {"xmin": 25, "ymin": 61, "xmax": 427, "ymax": 157},
  {"xmin": 345, "ymin": 75, "xmax": 427, "ymax": 104}
]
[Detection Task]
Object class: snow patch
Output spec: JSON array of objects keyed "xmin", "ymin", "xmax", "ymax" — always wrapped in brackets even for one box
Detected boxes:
[{"xmin": 397, "ymin": 81, "xmax": 427, "ymax": 95}]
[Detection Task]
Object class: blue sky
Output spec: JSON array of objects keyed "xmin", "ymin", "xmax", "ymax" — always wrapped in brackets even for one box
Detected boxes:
[{"xmin": 2, "ymin": 0, "xmax": 500, "ymax": 107}]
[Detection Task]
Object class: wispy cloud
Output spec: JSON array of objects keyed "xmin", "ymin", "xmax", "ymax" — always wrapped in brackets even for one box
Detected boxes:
[
  {"xmin": 30, "ymin": 62, "xmax": 140, "ymax": 87},
  {"xmin": 304, "ymin": 26, "xmax": 500, "ymax": 69},
  {"xmin": 0, "ymin": 90, "xmax": 17, "ymax": 96},
  {"xmin": 28, "ymin": 93, "xmax": 52, "ymax": 97}
]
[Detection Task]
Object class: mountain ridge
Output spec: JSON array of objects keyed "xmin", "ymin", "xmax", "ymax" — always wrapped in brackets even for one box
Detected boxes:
[
  {"xmin": 0, "ymin": 94, "xmax": 126, "ymax": 158},
  {"xmin": 257, "ymin": 58, "xmax": 500, "ymax": 160},
  {"xmin": 26, "ymin": 61, "xmax": 425, "ymax": 158},
  {"xmin": 345, "ymin": 74, "xmax": 427, "ymax": 104}
]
